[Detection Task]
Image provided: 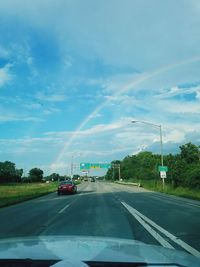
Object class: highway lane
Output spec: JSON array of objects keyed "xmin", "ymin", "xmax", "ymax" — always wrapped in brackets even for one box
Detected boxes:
[
  {"xmin": 0, "ymin": 181, "xmax": 199, "ymax": 257},
  {"xmin": 0, "ymin": 182, "xmax": 89, "ymax": 238},
  {"xmin": 104, "ymin": 183, "xmax": 200, "ymax": 255}
]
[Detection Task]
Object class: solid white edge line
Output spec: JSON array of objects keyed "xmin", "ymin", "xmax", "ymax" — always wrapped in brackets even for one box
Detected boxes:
[
  {"xmin": 121, "ymin": 201, "xmax": 200, "ymax": 258},
  {"xmin": 121, "ymin": 202, "xmax": 174, "ymax": 250},
  {"xmin": 58, "ymin": 204, "xmax": 70, "ymax": 214}
]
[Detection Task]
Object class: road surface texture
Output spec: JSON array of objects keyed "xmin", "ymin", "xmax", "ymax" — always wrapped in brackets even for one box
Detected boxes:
[{"xmin": 0, "ymin": 181, "xmax": 200, "ymax": 257}]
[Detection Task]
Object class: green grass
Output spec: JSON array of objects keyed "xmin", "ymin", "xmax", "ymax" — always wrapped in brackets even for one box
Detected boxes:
[
  {"xmin": 74, "ymin": 180, "xmax": 82, "ymax": 185},
  {"xmin": 117, "ymin": 179, "xmax": 200, "ymax": 201},
  {"xmin": 0, "ymin": 182, "xmax": 58, "ymax": 208}
]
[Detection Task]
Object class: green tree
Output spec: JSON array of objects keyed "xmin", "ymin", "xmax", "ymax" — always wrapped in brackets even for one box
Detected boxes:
[
  {"xmin": 183, "ymin": 164, "xmax": 200, "ymax": 188},
  {"xmin": 29, "ymin": 168, "xmax": 43, "ymax": 182},
  {"xmin": 105, "ymin": 142, "xmax": 200, "ymax": 189},
  {"xmin": 73, "ymin": 174, "xmax": 80, "ymax": 180},
  {"xmin": 180, "ymin": 143, "xmax": 200, "ymax": 164},
  {"xmin": 0, "ymin": 161, "xmax": 23, "ymax": 183},
  {"xmin": 47, "ymin": 173, "xmax": 60, "ymax": 181}
]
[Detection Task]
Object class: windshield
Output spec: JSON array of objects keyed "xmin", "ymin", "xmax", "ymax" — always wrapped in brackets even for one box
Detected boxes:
[{"xmin": 0, "ymin": 0, "xmax": 200, "ymax": 265}]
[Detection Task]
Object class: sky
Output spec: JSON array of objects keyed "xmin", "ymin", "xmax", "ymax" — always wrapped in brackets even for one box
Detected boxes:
[{"xmin": 0, "ymin": 0, "xmax": 200, "ymax": 176}]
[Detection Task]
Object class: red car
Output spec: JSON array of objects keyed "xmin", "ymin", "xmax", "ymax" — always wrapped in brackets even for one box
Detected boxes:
[{"xmin": 57, "ymin": 181, "xmax": 77, "ymax": 195}]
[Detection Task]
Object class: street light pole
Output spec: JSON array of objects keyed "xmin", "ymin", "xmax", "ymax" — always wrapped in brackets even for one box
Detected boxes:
[
  {"xmin": 70, "ymin": 153, "xmax": 82, "ymax": 181},
  {"xmin": 159, "ymin": 125, "xmax": 164, "ymax": 167},
  {"xmin": 131, "ymin": 120, "xmax": 165, "ymax": 188},
  {"xmin": 71, "ymin": 155, "xmax": 74, "ymax": 181}
]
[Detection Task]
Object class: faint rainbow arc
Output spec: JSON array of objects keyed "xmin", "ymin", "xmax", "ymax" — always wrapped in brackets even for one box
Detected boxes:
[{"xmin": 51, "ymin": 56, "xmax": 200, "ymax": 170}]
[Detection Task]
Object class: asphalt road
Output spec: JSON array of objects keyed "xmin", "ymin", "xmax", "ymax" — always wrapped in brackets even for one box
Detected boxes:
[{"xmin": 0, "ymin": 181, "xmax": 200, "ymax": 257}]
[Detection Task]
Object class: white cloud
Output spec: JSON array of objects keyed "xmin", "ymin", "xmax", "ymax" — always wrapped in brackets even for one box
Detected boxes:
[
  {"xmin": 158, "ymin": 100, "xmax": 200, "ymax": 114},
  {"xmin": 50, "ymin": 162, "xmax": 68, "ymax": 171},
  {"xmin": 87, "ymin": 113, "xmax": 102, "ymax": 119},
  {"xmin": 158, "ymin": 86, "xmax": 181, "ymax": 98},
  {"xmin": 0, "ymin": 45, "xmax": 9, "ymax": 59},
  {"xmin": 1, "ymin": 117, "xmax": 200, "ymax": 174},
  {"xmin": 26, "ymin": 56, "xmax": 34, "ymax": 66},
  {"xmin": 0, "ymin": 113, "xmax": 44, "ymax": 123},
  {"xmin": 156, "ymin": 84, "xmax": 200, "ymax": 100},
  {"xmin": 45, "ymin": 118, "xmax": 131, "ymax": 138},
  {"xmin": 21, "ymin": 99, "xmax": 61, "ymax": 114},
  {"xmin": 35, "ymin": 92, "xmax": 67, "ymax": 102},
  {"xmin": 64, "ymin": 59, "xmax": 72, "ymax": 69},
  {"xmin": 196, "ymin": 90, "xmax": 200, "ymax": 100},
  {"xmin": 0, "ymin": 64, "xmax": 12, "ymax": 87},
  {"xmin": 80, "ymin": 121, "xmax": 127, "ymax": 135},
  {"xmin": 0, "ymin": 136, "xmax": 63, "ymax": 146},
  {"xmin": 163, "ymin": 129, "xmax": 185, "ymax": 144},
  {"xmin": 104, "ymin": 94, "xmax": 137, "ymax": 107},
  {"xmin": 102, "ymin": 73, "xmax": 139, "ymax": 94},
  {"xmin": 1, "ymin": 0, "xmax": 200, "ymax": 71},
  {"xmin": 1, "ymin": 1, "xmax": 200, "ymax": 173},
  {"xmin": 23, "ymin": 103, "xmax": 42, "ymax": 110},
  {"xmin": 43, "ymin": 107, "xmax": 60, "ymax": 115}
]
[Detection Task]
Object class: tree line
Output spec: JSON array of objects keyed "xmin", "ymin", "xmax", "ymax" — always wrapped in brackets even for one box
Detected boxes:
[
  {"xmin": 0, "ymin": 160, "xmax": 82, "ymax": 184},
  {"xmin": 105, "ymin": 142, "xmax": 200, "ymax": 188},
  {"xmin": 0, "ymin": 162, "xmax": 46, "ymax": 183},
  {"xmin": 0, "ymin": 162, "xmax": 62, "ymax": 184}
]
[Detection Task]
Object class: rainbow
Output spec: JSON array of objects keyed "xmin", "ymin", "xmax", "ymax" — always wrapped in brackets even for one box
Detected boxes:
[{"xmin": 51, "ymin": 56, "xmax": 200, "ymax": 171}]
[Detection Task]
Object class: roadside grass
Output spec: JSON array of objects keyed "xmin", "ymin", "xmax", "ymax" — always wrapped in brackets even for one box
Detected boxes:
[
  {"xmin": 74, "ymin": 180, "xmax": 82, "ymax": 185},
  {"xmin": 116, "ymin": 179, "xmax": 200, "ymax": 201},
  {"xmin": 0, "ymin": 182, "xmax": 58, "ymax": 208}
]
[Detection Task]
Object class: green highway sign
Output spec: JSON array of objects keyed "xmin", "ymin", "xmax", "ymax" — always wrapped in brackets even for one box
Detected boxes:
[
  {"xmin": 80, "ymin": 163, "xmax": 111, "ymax": 170},
  {"xmin": 90, "ymin": 164, "xmax": 101, "ymax": 169},
  {"xmin": 99, "ymin": 163, "xmax": 111, "ymax": 169},
  {"xmin": 80, "ymin": 163, "xmax": 90, "ymax": 170},
  {"xmin": 158, "ymin": 166, "xmax": 168, "ymax": 172}
]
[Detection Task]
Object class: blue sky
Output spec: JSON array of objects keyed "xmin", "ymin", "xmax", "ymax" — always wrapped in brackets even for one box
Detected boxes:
[{"xmin": 0, "ymin": 0, "xmax": 200, "ymax": 176}]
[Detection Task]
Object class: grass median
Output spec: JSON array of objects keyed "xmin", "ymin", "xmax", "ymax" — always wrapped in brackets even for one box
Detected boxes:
[
  {"xmin": 115, "ymin": 179, "xmax": 200, "ymax": 201},
  {"xmin": 0, "ymin": 182, "xmax": 58, "ymax": 208}
]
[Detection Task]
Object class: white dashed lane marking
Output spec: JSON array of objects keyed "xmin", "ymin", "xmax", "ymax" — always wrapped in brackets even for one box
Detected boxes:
[{"xmin": 58, "ymin": 204, "xmax": 70, "ymax": 214}]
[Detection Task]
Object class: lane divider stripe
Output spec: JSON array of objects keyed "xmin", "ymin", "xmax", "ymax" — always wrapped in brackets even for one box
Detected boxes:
[
  {"xmin": 121, "ymin": 202, "xmax": 174, "ymax": 249},
  {"xmin": 121, "ymin": 201, "xmax": 200, "ymax": 258}
]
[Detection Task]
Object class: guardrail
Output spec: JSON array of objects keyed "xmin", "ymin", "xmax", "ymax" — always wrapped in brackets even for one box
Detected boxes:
[{"xmin": 115, "ymin": 181, "xmax": 141, "ymax": 187}]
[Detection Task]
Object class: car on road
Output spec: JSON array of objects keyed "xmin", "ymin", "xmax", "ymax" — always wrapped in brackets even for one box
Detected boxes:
[
  {"xmin": 91, "ymin": 177, "xmax": 95, "ymax": 182},
  {"xmin": 57, "ymin": 181, "xmax": 77, "ymax": 195}
]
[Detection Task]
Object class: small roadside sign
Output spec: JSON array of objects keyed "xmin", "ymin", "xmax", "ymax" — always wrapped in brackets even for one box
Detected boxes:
[
  {"xmin": 160, "ymin": 171, "xmax": 167, "ymax": 179},
  {"xmin": 158, "ymin": 166, "xmax": 168, "ymax": 172}
]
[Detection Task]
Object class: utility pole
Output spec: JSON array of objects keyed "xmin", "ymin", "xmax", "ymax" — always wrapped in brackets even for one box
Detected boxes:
[
  {"xmin": 118, "ymin": 164, "xmax": 121, "ymax": 181},
  {"xmin": 112, "ymin": 166, "xmax": 115, "ymax": 181},
  {"xmin": 112, "ymin": 163, "xmax": 121, "ymax": 181}
]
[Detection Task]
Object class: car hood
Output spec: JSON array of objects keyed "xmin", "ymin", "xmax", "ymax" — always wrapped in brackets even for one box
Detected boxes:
[{"xmin": 0, "ymin": 236, "xmax": 199, "ymax": 266}]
